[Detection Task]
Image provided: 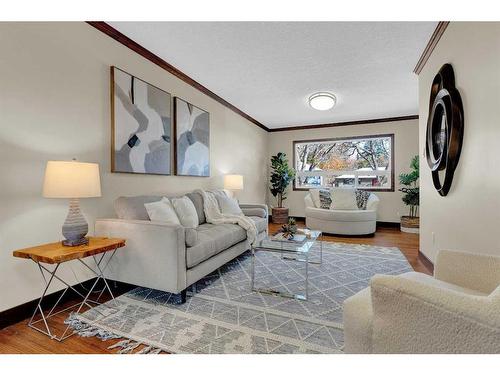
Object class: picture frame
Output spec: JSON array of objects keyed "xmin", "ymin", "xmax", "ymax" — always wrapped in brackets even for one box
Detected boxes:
[
  {"xmin": 111, "ymin": 66, "xmax": 172, "ymax": 175},
  {"xmin": 173, "ymin": 97, "xmax": 210, "ymax": 177}
]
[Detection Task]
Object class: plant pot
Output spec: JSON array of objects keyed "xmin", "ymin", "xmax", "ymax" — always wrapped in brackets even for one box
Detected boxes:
[
  {"xmin": 400, "ymin": 216, "xmax": 420, "ymax": 234},
  {"xmin": 272, "ymin": 207, "xmax": 289, "ymax": 224}
]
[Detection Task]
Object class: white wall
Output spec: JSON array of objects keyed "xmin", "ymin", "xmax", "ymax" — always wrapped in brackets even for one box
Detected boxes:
[
  {"xmin": 267, "ymin": 119, "xmax": 419, "ymax": 222},
  {"xmin": 0, "ymin": 22, "xmax": 268, "ymax": 312},
  {"xmin": 418, "ymin": 22, "xmax": 500, "ymax": 262}
]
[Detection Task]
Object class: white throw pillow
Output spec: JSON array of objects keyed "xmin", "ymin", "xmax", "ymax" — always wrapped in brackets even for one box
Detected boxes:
[
  {"xmin": 144, "ymin": 197, "xmax": 181, "ymax": 225},
  {"xmin": 309, "ymin": 189, "xmax": 321, "ymax": 208},
  {"xmin": 185, "ymin": 228, "xmax": 199, "ymax": 247},
  {"xmin": 330, "ymin": 188, "xmax": 358, "ymax": 210},
  {"xmin": 216, "ymin": 194, "xmax": 243, "ymax": 216},
  {"xmin": 171, "ymin": 196, "xmax": 199, "ymax": 228}
]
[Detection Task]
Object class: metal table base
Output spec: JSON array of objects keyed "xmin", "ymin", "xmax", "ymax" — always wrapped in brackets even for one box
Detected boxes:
[
  {"xmin": 28, "ymin": 249, "xmax": 118, "ymax": 342},
  {"xmin": 251, "ymin": 235, "xmax": 323, "ymax": 301},
  {"xmin": 281, "ymin": 233, "xmax": 323, "ymax": 265}
]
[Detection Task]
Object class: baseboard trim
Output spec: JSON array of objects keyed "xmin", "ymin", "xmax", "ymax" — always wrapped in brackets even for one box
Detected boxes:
[
  {"xmin": 268, "ymin": 215, "xmax": 306, "ymax": 223},
  {"xmin": 418, "ymin": 251, "xmax": 435, "ymax": 274},
  {"xmin": 0, "ymin": 278, "xmax": 135, "ymax": 330},
  {"xmin": 376, "ymin": 221, "xmax": 400, "ymax": 228},
  {"xmin": 269, "ymin": 216, "xmax": 401, "ymax": 229},
  {"xmin": 324, "ymin": 232, "xmax": 375, "ymax": 238},
  {"xmin": 269, "ymin": 216, "xmax": 403, "ymax": 238}
]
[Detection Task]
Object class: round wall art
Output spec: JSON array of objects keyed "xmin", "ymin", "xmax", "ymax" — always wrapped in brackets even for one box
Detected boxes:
[{"xmin": 425, "ymin": 63, "xmax": 464, "ymax": 196}]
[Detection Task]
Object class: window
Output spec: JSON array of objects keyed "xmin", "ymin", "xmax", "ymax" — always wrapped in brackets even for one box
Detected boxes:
[{"xmin": 293, "ymin": 134, "xmax": 394, "ymax": 191}]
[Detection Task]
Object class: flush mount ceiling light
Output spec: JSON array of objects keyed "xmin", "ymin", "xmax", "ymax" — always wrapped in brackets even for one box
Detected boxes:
[{"xmin": 308, "ymin": 92, "xmax": 337, "ymax": 111}]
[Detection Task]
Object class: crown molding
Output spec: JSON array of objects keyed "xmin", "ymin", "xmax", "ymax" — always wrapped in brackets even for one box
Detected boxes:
[
  {"xmin": 413, "ymin": 22, "xmax": 450, "ymax": 75},
  {"xmin": 268, "ymin": 115, "xmax": 419, "ymax": 132},
  {"xmin": 86, "ymin": 21, "xmax": 269, "ymax": 132},
  {"xmin": 88, "ymin": 22, "xmax": 423, "ymax": 133}
]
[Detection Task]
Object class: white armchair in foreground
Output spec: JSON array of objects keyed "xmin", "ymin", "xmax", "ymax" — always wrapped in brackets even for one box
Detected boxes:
[{"xmin": 343, "ymin": 250, "xmax": 500, "ymax": 353}]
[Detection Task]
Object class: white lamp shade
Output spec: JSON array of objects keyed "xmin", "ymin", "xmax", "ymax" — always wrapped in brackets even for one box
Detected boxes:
[
  {"xmin": 224, "ymin": 174, "xmax": 244, "ymax": 190},
  {"xmin": 43, "ymin": 161, "xmax": 101, "ymax": 198}
]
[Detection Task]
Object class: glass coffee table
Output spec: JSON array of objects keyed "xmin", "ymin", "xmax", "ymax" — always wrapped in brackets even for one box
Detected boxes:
[{"xmin": 250, "ymin": 229, "xmax": 322, "ymax": 301}]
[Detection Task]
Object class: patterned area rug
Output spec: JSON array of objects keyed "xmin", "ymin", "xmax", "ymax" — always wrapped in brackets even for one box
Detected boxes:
[{"xmin": 70, "ymin": 242, "xmax": 413, "ymax": 354}]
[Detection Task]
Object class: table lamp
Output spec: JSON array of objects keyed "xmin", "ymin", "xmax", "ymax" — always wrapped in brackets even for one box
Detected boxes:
[
  {"xmin": 224, "ymin": 174, "xmax": 244, "ymax": 199},
  {"xmin": 43, "ymin": 160, "xmax": 101, "ymax": 246}
]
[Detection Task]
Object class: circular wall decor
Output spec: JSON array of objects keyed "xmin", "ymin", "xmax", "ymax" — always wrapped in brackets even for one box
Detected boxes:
[{"xmin": 425, "ymin": 64, "xmax": 464, "ymax": 196}]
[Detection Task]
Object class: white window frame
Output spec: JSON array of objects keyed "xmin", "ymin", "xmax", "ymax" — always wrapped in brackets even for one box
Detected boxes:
[{"xmin": 293, "ymin": 134, "xmax": 394, "ymax": 192}]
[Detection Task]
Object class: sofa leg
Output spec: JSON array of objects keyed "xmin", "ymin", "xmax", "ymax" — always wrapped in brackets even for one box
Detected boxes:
[{"xmin": 180, "ymin": 289, "xmax": 187, "ymax": 304}]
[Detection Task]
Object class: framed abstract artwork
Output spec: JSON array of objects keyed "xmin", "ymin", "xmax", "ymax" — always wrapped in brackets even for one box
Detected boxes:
[
  {"xmin": 174, "ymin": 97, "xmax": 210, "ymax": 176},
  {"xmin": 111, "ymin": 66, "xmax": 172, "ymax": 175}
]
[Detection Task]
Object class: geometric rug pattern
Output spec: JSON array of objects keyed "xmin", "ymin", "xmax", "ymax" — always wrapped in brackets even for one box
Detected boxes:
[{"xmin": 72, "ymin": 242, "xmax": 413, "ymax": 354}]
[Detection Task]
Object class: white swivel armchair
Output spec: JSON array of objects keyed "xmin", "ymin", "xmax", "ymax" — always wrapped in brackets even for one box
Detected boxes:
[
  {"xmin": 343, "ymin": 250, "xmax": 500, "ymax": 353},
  {"xmin": 304, "ymin": 191, "xmax": 379, "ymax": 235}
]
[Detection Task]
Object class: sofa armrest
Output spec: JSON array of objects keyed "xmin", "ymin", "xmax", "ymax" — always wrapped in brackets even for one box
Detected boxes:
[
  {"xmin": 434, "ymin": 250, "xmax": 500, "ymax": 294},
  {"xmin": 95, "ymin": 218, "xmax": 187, "ymax": 293},
  {"xmin": 370, "ymin": 274, "xmax": 500, "ymax": 353},
  {"xmin": 343, "ymin": 287, "xmax": 373, "ymax": 353},
  {"xmin": 366, "ymin": 193, "xmax": 379, "ymax": 211},
  {"xmin": 239, "ymin": 203, "xmax": 268, "ymax": 218}
]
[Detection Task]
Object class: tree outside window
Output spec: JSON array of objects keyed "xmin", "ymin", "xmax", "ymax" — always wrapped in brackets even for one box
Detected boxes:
[{"xmin": 294, "ymin": 135, "xmax": 393, "ymax": 190}]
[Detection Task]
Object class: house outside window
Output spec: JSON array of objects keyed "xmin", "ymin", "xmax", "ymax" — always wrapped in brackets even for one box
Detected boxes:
[{"xmin": 293, "ymin": 134, "xmax": 394, "ymax": 191}]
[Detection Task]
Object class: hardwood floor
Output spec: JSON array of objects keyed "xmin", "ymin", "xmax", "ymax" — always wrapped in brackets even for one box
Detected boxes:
[
  {"xmin": 0, "ymin": 303, "xmax": 122, "ymax": 354},
  {"xmin": 0, "ymin": 225, "xmax": 424, "ymax": 354}
]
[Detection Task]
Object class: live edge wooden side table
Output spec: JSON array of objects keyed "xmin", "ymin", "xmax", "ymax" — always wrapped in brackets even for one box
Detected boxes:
[{"xmin": 13, "ymin": 236, "xmax": 126, "ymax": 342}]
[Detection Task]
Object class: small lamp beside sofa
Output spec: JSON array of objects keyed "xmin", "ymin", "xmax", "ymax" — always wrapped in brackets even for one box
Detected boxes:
[
  {"xmin": 223, "ymin": 174, "xmax": 244, "ymax": 199},
  {"xmin": 43, "ymin": 160, "xmax": 101, "ymax": 246},
  {"xmin": 304, "ymin": 188, "xmax": 379, "ymax": 235}
]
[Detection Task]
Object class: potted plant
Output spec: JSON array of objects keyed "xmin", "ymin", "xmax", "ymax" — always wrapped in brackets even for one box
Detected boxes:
[
  {"xmin": 399, "ymin": 155, "xmax": 420, "ymax": 233},
  {"xmin": 269, "ymin": 152, "xmax": 295, "ymax": 224},
  {"xmin": 280, "ymin": 218, "xmax": 298, "ymax": 239}
]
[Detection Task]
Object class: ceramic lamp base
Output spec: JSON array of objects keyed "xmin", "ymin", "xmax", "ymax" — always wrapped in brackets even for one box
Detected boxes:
[{"xmin": 62, "ymin": 198, "xmax": 89, "ymax": 247}]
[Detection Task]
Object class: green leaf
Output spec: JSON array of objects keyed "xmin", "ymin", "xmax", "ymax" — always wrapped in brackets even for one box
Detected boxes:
[
  {"xmin": 399, "ymin": 155, "xmax": 419, "ymax": 209},
  {"xmin": 269, "ymin": 152, "xmax": 295, "ymax": 207}
]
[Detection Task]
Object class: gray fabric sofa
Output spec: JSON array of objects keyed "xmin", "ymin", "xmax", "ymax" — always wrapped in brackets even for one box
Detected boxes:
[{"xmin": 95, "ymin": 191, "xmax": 268, "ymax": 302}]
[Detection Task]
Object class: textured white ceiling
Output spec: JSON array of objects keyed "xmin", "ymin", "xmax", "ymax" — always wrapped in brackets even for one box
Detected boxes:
[{"xmin": 110, "ymin": 22, "xmax": 436, "ymax": 129}]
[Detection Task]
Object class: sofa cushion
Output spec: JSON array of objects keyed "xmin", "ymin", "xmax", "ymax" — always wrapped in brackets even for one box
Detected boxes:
[
  {"xmin": 249, "ymin": 216, "xmax": 267, "ymax": 233},
  {"xmin": 186, "ymin": 224, "xmax": 247, "ymax": 268},
  {"xmin": 216, "ymin": 194, "xmax": 243, "ymax": 216},
  {"xmin": 309, "ymin": 189, "xmax": 321, "ymax": 208},
  {"xmin": 144, "ymin": 197, "xmax": 180, "ymax": 225},
  {"xmin": 186, "ymin": 223, "xmax": 247, "ymax": 268},
  {"xmin": 306, "ymin": 207, "xmax": 376, "ymax": 222},
  {"xmin": 114, "ymin": 195, "xmax": 162, "ymax": 220},
  {"xmin": 330, "ymin": 188, "xmax": 358, "ymax": 210},
  {"xmin": 185, "ymin": 228, "xmax": 199, "ymax": 247},
  {"xmin": 304, "ymin": 194, "xmax": 315, "ymax": 209},
  {"xmin": 186, "ymin": 192, "xmax": 206, "ymax": 225},
  {"xmin": 171, "ymin": 196, "xmax": 199, "ymax": 228},
  {"xmin": 355, "ymin": 190, "xmax": 371, "ymax": 210},
  {"xmin": 319, "ymin": 189, "xmax": 332, "ymax": 209}
]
